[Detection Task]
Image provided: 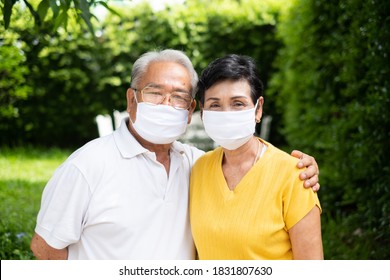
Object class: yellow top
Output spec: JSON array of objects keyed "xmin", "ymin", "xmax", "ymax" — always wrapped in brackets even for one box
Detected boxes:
[{"xmin": 190, "ymin": 139, "xmax": 321, "ymax": 260}]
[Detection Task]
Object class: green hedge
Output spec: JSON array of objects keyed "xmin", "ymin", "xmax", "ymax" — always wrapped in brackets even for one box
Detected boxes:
[{"xmin": 270, "ymin": 0, "xmax": 390, "ymax": 259}]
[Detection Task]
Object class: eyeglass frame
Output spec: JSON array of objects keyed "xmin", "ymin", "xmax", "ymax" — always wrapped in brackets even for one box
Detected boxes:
[{"xmin": 132, "ymin": 86, "xmax": 194, "ymax": 110}]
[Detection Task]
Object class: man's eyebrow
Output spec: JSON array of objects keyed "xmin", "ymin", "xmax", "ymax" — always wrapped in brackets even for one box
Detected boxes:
[
  {"xmin": 144, "ymin": 83, "xmax": 191, "ymax": 94},
  {"xmin": 174, "ymin": 88, "xmax": 191, "ymax": 94},
  {"xmin": 144, "ymin": 83, "xmax": 162, "ymax": 88}
]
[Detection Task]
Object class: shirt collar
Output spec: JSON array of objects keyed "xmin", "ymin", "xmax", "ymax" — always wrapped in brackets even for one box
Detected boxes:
[
  {"xmin": 113, "ymin": 117, "xmax": 187, "ymax": 159},
  {"xmin": 113, "ymin": 118, "xmax": 148, "ymax": 159}
]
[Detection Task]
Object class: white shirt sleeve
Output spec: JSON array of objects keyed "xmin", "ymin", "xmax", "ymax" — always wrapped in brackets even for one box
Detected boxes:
[{"xmin": 35, "ymin": 162, "xmax": 91, "ymax": 249}]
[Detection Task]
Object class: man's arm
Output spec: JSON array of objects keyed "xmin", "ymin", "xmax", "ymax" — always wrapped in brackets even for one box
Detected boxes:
[
  {"xmin": 30, "ymin": 233, "xmax": 68, "ymax": 260},
  {"xmin": 291, "ymin": 150, "xmax": 320, "ymax": 192}
]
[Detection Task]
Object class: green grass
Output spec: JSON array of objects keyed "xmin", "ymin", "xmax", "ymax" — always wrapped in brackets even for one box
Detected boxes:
[{"xmin": 0, "ymin": 146, "xmax": 70, "ymax": 259}]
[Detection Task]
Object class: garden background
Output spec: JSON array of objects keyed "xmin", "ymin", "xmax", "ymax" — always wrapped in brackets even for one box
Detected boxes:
[{"xmin": 1, "ymin": 0, "xmax": 389, "ymax": 259}]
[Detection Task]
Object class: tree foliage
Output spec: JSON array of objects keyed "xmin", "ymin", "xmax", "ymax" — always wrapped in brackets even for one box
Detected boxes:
[
  {"xmin": 0, "ymin": 0, "xmax": 282, "ymax": 147},
  {"xmin": 0, "ymin": 0, "xmax": 116, "ymax": 34}
]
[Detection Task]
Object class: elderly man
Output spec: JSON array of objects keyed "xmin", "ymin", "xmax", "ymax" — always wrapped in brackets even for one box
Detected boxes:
[{"xmin": 30, "ymin": 49, "xmax": 320, "ymax": 260}]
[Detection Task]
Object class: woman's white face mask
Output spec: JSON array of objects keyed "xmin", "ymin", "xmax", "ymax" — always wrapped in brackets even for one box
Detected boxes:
[
  {"xmin": 130, "ymin": 102, "xmax": 189, "ymax": 144},
  {"xmin": 202, "ymin": 102, "xmax": 258, "ymax": 150}
]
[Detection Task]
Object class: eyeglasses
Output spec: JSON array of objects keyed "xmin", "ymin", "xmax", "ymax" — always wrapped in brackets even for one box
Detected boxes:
[{"xmin": 134, "ymin": 86, "xmax": 193, "ymax": 110}]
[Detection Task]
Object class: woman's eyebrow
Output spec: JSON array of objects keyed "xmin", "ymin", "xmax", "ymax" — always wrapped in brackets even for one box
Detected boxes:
[
  {"xmin": 205, "ymin": 97, "xmax": 220, "ymax": 102},
  {"xmin": 231, "ymin": 95, "xmax": 250, "ymax": 100}
]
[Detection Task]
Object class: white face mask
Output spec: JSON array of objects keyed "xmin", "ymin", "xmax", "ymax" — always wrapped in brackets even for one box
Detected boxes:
[
  {"xmin": 131, "ymin": 102, "xmax": 189, "ymax": 144},
  {"xmin": 202, "ymin": 104, "xmax": 257, "ymax": 150}
]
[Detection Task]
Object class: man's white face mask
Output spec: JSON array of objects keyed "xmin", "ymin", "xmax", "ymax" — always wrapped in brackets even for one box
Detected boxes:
[
  {"xmin": 202, "ymin": 102, "xmax": 258, "ymax": 150},
  {"xmin": 130, "ymin": 100, "xmax": 189, "ymax": 145}
]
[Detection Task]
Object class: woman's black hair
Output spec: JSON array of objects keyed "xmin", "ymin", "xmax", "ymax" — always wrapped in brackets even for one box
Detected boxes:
[{"xmin": 196, "ymin": 54, "xmax": 264, "ymax": 105}]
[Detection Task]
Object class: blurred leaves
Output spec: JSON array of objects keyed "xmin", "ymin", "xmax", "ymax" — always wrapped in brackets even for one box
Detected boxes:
[
  {"xmin": 0, "ymin": 45, "xmax": 31, "ymax": 118},
  {"xmin": 0, "ymin": 0, "xmax": 282, "ymax": 147},
  {"xmin": 269, "ymin": 0, "xmax": 390, "ymax": 259},
  {"xmin": 1, "ymin": 0, "xmax": 117, "ymax": 34}
]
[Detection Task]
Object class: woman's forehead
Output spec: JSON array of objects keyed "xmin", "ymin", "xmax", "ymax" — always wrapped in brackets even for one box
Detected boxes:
[{"xmin": 205, "ymin": 79, "xmax": 251, "ymax": 98}]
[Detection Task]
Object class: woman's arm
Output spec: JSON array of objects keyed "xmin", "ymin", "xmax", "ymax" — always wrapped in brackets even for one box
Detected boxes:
[{"xmin": 289, "ymin": 206, "xmax": 324, "ymax": 259}]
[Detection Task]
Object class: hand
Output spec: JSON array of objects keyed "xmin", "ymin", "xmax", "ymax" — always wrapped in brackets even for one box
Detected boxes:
[{"xmin": 291, "ymin": 150, "xmax": 320, "ymax": 192}]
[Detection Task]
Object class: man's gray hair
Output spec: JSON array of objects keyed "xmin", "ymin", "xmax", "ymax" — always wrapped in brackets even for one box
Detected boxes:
[{"xmin": 130, "ymin": 49, "xmax": 198, "ymax": 97}]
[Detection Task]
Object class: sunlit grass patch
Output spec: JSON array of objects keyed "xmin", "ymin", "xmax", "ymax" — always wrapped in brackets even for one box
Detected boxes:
[{"xmin": 0, "ymin": 146, "xmax": 70, "ymax": 259}]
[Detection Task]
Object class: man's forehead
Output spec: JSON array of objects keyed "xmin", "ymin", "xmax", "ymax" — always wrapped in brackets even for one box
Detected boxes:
[{"xmin": 140, "ymin": 61, "xmax": 192, "ymax": 90}]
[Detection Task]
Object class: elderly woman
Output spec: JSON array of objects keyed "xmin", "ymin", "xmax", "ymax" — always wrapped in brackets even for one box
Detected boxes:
[{"xmin": 190, "ymin": 54, "xmax": 323, "ymax": 259}]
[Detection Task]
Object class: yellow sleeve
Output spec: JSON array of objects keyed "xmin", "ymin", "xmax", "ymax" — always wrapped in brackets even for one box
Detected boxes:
[{"xmin": 283, "ymin": 167, "xmax": 321, "ymax": 230}]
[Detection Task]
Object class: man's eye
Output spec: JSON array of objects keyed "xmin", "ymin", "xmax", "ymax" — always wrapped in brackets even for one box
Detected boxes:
[
  {"xmin": 146, "ymin": 91, "xmax": 162, "ymax": 96},
  {"xmin": 172, "ymin": 95, "xmax": 185, "ymax": 101},
  {"xmin": 173, "ymin": 93, "xmax": 192, "ymax": 101}
]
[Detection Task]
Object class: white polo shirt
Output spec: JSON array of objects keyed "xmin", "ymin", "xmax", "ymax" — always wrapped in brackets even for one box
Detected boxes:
[{"xmin": 35, "ymin": 119, "xmax": 204, "ymax": 259}]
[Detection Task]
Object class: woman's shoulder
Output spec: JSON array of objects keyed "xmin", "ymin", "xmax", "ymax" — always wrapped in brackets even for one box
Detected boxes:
[
  {"xmin": 193, "ymin": 147, "xmax": 222, "ymax": 168},
  {"xmin": 260, "ymin": 139, "xmax": 300, "ymax": 169}
]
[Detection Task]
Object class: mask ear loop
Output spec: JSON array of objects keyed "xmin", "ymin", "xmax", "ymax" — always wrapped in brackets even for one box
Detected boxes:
[
  {"xmin": 254, "ymin": 99, "xmax": 261, "ymax": 123},
  {"xmin": 129, "ymin": 89, "xmax": 140, "ymax": 125},
  {"xmin": 133, "ymin": 89, "xmax": 140, "ymax": 104}
]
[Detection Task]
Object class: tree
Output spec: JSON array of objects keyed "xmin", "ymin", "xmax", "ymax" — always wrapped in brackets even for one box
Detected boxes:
[{"xmin": 1, "ymin": 0, "xmax": 119, "ymax": 34}]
